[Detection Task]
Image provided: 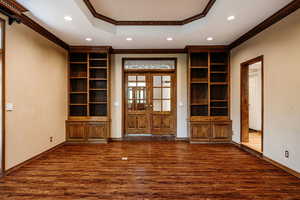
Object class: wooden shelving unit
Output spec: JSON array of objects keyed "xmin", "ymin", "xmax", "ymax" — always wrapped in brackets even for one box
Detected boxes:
[
  {"xmin": 187, "ymin": 47, "xmax": 232, "ymax": 143},
  {"xmin": 66, "ymin": 46, "xmax": 111, "ymax": 143}
]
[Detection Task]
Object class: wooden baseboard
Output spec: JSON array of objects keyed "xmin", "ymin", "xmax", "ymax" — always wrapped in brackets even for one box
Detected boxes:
[
  {"xmin": 108, "ymin": 138, "xmax": 123, "ymax": 142},
  {"xmin": 5, "ymin": 141, "xmax": 66, "ymax": 176},
  {"xmin": 175, "ymin": 137, "xmax": 189, "ymax": 142},
  {"xmin": 231, "ymin": 141, "xmax": 241, "ymax": 147},
  {"xmin": 123, "ymin": 135, "xmax": 175, "ymax": 142},
  {"xmin": 263, "ymin": 156, "xmax": 300, "ymax": 178},
  {"xmin": 65, "ymin": 140, "xmax": 108, "ymax": 144},
  {"xmin": 190, "ymin": 141, "xmax": 231, "ymax": 144},
  {"xmin": 240, "ymin": 144, "xmax": 263, "ymax": 158},
  {"xmin": 231, "ymin": 141, "xmax": 299, "ymax": 178},
  {"xmin": 232, "ymin": 141, "xmax": 262, "ymax": 157}
]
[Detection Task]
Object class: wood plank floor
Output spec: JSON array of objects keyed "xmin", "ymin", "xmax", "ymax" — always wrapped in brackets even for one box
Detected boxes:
[{"xmin": 0, "ymin": 142, "xmax": 300, "ymax": 200}]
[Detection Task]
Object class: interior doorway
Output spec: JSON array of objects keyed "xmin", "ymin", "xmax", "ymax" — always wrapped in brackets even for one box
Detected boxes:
[
  {"xmin": 240, "ymin": 56, "xmax": 264, "ymax": 153},
  {"xmin": 122, "ymin": 58, "xmax": 177, "ymax": 136}
]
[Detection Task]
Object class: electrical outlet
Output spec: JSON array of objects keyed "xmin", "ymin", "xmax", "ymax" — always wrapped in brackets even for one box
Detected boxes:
[
  {"xmin": 285, "ymin": 150, "xmax": 289, "ymax": 158},
  {"xmin": 50, "ymin": 137, "xmax": 53, "ymax": 142}
]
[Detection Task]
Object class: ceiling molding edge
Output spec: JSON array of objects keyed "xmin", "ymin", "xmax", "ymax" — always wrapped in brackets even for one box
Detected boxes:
[
  {"xmin": 111, "ymin": 49, "xmax": 188, "ymax": 54},
  {"xmin": 72, "ymin": 46, "xmax": 229, "ymax": 54},
  {"xmin": 0, "ymin": 0, "xmax": 27, "ymax": 15},
  {"xmin": 74, "ymin": 0, "xmax": 117, "ymax": 34},
  {"xmin": 229, "ymin": 0, "xmax": 300, "ymax": 50},
  {"xmin": 1, "ymin": 0, "xmax": 299, "ymax": 53},
  {"xmin": 0, "ymin": 0, "xmax": 69, "ymax": 50},
  {"xmin": 83, "ymin": 0, "xmax": 216, "ymax": 26}
]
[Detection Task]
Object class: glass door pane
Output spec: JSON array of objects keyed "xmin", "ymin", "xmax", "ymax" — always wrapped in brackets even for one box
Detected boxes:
[
  {"xmin": 127, "ymin": 75, "xmax": 147, "ymax": 112},
  {"xmin": 152, "ymin": 75, "xmax": 172, "ymax": 112}
]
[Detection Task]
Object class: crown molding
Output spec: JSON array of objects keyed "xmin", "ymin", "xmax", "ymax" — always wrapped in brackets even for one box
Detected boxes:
[
  {"xmin": 111, "ymin": 49, "xmax": 187, "ymax": 54},
  {"xmin": 69, "ymin": 46, "xmax": 112, "ymax": 53},
  {"xmin": 229, "ymin": 0, "xmax": 300, "ymax": 50},
  {"xmin": 0, "ymin": 0, "xmax": 27, "ymax": 15},
  {"xmin": 83, "ymin": 0, "xmax": 216, "ymax": 26},
  {"xmin": 20, "ymin": 14, "xmax": 69, "ymax": 50},
  {"xmin": 186, "ymin": 45, "xmax": 229, "ymax": 52},
  {"xmin": 0, "ymin": 0, "xmax": 68, "ymax": 50},
  {"xmin": 1, "ymin": 0, "xmax": 300, "ymax": 52}
]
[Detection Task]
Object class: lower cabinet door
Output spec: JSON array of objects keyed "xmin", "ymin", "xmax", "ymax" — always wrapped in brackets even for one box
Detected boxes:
[
  {"xmin": 190, "ymin": 122, "xmax": 211, "ymax": 142},
  {"xmin": 86, "ymin": 122, "xmax": 108, "ymax": 142},
  {"xmin": 66, "ymin": 122, "xmax": 86, "ymax": 142},
  {"xmin": 211, "ymin": 121, "xmax": 232, "ymax": 142}
]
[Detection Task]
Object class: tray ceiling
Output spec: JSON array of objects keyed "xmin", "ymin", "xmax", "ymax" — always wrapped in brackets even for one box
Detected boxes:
[
  {"xmin": 86, "ymin": 0, "xmax": 214, "ymax": 25},
  {"xmin": 15, "ymin": 0, "xmax": 295, "ymax": 48}
]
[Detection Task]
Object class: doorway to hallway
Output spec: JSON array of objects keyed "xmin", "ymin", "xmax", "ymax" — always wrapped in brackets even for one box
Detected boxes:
[{"xmin": 240, "ymin": 56, "xmax": 264, "ymax": 153}]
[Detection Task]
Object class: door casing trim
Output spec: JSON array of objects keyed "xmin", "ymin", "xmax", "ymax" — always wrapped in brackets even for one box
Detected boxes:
[
  {"xmin": 0, "ymin": 17, "xmax": 6, "ymax": 176},
  {"xmin": 122, "ymin": 57, "xmax": 177, "ymax": 138},
  {"xmin": 240, "ymin": 55, "xmax": 264, "ymax": 153}
]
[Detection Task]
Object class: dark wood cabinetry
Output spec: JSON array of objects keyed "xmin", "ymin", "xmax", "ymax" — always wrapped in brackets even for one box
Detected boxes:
[
  {"xmin": 66, "ymin": 122, "xmax": 86, "ymax": 142},
  {"xmin": 190, "ymin": 122, "xmax": 211, "ymax": 142},
  {"xmin": 66, "ymin": 121, "xmax": 108, "ymax": 143},
  {"xmin": 187, "ymin": 46, "xmax": 232, "ymax": 143},
  {"xmin": 66, "ymin": 46, "xmax": 111, "ymax": 143}
]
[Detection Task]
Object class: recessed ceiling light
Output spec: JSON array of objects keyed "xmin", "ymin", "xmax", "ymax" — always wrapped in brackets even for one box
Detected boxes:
[
  {"xmin": 64, "ymin": 16, "xmax": 72, "ymax": 21},
  {"xmin": 86, "ymin": 38, "xmax": 92, "ymax": 41},
  {"xmin": 126, "ymin": 37, "xmax": 133, "ymax": 41},
  {"xmin": 167, "ymin": 37, "xmax": 173, "ymax": 41},
  {"xmin": 227, "ymin": 15, "xmax": 235, "ymax": 21},
  {"xmin": 207, "ymin": 37, "xmax": 213, "ymax": 41}
]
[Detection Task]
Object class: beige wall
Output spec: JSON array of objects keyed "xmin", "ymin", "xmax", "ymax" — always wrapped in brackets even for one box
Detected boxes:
[
  {"xmin": 4, "ymin": 16, "xmax": 68, "ymax": 169},
  {"xmin": 111, "ymin": 54, "xmax": 188, "ymax": 138},
  {"xmin": 231, "ymin": 10, "xmax": 300, "ymax": 173}
]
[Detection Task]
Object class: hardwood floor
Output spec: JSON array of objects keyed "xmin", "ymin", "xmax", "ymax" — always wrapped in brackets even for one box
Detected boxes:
[
  {"xmin": 242, "ymin": 130, "xmax": 262, "ymax": 153},
  {"xmin": 0, "ymin": 142, "xmax": 300, "ymax": 200}
]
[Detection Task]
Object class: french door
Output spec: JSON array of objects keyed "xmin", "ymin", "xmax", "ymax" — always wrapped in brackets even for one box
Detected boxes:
[{"xmin": 125, "ymin": 72, "xmax": 176, "ymax": 135}]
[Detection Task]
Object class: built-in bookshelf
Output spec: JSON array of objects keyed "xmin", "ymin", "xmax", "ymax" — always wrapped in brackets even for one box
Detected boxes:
[
  {"xmin": 67, "ymin": 46, "xmax": 111, "ymax": 143},
  {"xmin": 187, "ymin": 47, "xmax": 232, "ymax": 143},
  {"xmin": 69, "ymin": 52, "xmax": 108, "ymax": 117}
]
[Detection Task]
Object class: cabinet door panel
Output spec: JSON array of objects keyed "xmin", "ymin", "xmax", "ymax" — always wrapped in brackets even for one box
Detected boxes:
[
  {"xmin": 67, "ymin": 122, "xmax": 86, "ymax": 141},
  {"xmin": 87, "ymin": 123, "xmax": 107, "ymax": 139},
  {"xmin": 191, "ymin": 123, "xmax": 211, "ymax": 140},
  {"xmin": 212, "ymin": 122, "xmax": 232, "ymax": 141}
]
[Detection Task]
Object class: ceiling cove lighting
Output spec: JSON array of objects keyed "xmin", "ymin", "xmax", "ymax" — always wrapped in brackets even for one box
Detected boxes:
[
  {"xmin": 126, "ymin": 37, "xmax": 133, "ymax": 41},
  {"xmin": 86, "ymin": 38, "xmax": 92, "ymax": 41},
  {"xmin": 227, "ymin": 15, "xmax": 235, "ymax": 21},
  {"xmin": 64, "ymin": 16, "xmax": 72, "ymax": 21},
  {"xmin": 167, "ymin": 37, "xmax": 173, "ymax": 41},
  {"xmin": 207, "ymin": 37, "xmax": 213, "ymax": 41}
]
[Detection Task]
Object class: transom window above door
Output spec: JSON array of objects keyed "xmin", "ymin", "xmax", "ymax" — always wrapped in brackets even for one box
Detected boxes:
[{"xmin": 124, "ymin": 59, "xmax": 176, "ymax": 70}]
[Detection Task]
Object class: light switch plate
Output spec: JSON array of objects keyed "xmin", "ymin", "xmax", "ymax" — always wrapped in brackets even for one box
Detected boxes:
[{"xmin": 6, "ymin": 103, "xmax": 14, "ymax": 111}]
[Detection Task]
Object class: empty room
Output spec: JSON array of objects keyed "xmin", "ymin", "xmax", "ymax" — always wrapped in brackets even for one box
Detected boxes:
[{"xmin": 0, "ymin": 0, "xmax": 300, "ymax": 199}]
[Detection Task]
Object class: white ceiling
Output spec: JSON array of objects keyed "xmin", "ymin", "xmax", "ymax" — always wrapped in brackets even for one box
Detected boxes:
[
  {"xmin": 90, "ymin": 0, "xmax": 210, "ymax": 21},
  {"xmin": 16, "ymin": 0, "xmax": 293, "ymax": 49}
]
